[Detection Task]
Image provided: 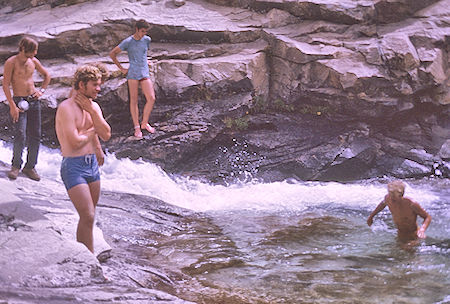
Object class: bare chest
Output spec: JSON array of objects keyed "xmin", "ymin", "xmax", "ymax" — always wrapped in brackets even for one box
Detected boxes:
[
  {"xmin": 388, "ymin": 201, "xmax": 416, "ymax": 225},
  {"xmin": 12, "ymin": 59, "xmax": 35, "ymax": 80}
]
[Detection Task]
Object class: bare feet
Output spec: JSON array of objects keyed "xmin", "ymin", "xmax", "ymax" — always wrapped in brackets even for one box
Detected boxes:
[
  {"xmin": 141, "ymin": 123, "xmax": 155, "ymax": 134},
  {"xmin": 134, "ymin": 126, "xmax": 143, "ymax": 139}
]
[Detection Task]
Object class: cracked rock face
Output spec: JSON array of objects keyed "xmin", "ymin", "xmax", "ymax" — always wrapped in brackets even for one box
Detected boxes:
[{"xmin": 0, "ymin": 0, "xmax": 449, "ymax": 182}]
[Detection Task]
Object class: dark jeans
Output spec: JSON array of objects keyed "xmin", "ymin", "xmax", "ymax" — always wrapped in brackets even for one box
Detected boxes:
[{"xmin": 11, "ymin": 96, "xmax": 41, "ymax": 169}]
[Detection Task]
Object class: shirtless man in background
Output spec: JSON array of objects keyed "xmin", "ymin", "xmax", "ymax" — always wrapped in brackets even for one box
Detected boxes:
[
  {"xmin": 55, "ymin": 65, "xmax": 111, "ymax": 252},
  {"xmin": 367, "ymin": 180, "xmax": 432, "ymax": 242},
  {"xmin": 2, "ymin": 37, "xmax": 51, "ymax": 180}
]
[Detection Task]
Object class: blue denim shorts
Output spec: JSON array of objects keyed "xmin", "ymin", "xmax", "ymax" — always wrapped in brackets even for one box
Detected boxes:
[{"xmin": 60, "ymin": 154, "xmax": 100, "ymax": 190}]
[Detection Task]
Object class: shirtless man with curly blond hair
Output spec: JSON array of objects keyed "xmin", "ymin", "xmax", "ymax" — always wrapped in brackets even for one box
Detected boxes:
[{"xmin": 56, "ymin": 65, "xmax": 111, "ymax": 252}]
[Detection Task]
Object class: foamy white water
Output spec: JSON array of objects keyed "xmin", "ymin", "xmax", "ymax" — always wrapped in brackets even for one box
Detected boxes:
[{"xmin": 0, "ymin": 141, "xmax": 440, "ymax": 212}]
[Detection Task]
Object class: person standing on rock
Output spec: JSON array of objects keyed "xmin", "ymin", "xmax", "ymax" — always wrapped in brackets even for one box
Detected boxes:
[
  {"xmin": 109, "ymin": 19, "xmax": 156, "ymax": 139},
  {"xmin": 55, "ymin": 65, "xmax": 111, "ymax": 253},
  {"xmin": 2, "ymin": 37, "xmax": 51, "ymax": 181},
  {"xmin": 67, "ymin": 62, "xmax": 110, "ymax": 166}
]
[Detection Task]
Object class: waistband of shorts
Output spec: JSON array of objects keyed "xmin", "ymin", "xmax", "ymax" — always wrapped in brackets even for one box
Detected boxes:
[
  {"xmin": 13, "ymin": 95, "xmax": 39, "ymax": 102},
  {"xmin": 62, "ymin": 154, "xmax": 96, "ymax": 160}
]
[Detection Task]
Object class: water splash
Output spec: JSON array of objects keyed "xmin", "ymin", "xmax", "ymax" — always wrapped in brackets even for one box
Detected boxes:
[
  {"xmin": 0, "ymin": 141, "xmax": 440, "ymax": 212},
  {"xmin": 215, "ymin": 138, "xmax": 265, "ymax": 183}
]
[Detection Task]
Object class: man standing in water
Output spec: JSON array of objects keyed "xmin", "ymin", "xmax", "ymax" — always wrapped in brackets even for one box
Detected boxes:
[
  {"xmin": 109, "ymin": 19, "xmax": 156, "ymax": 139},
  {"xmin": 367, "ymin": 180, "xmax": 432, "ymax": 241},
  {"xmin": 55, "ymin": 65, "xmax": 111, "ymax": 253},
  {"xmin": 3, "ymin": 37, "xmax": 51, "ymax": 181}
]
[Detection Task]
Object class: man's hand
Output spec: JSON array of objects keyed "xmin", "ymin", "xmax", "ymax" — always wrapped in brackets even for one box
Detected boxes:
[
  {"xmin": 31, "ymin": 90, "xmax": 44, "ymax": 99},
  {"xmin": 120, "ymin": 67, "xmax": 128, "ymax": 75},
  {"xmin": 367, "ymin": 217, "xmax": 373, "ymax": 226},
  {"xmin": 9, "ymin": 106, "xmax": 21, "ymax": 123},
  {"xmin": 80, "ymin": 127, "xmax": 96, "ymax": 141},
  {"xmin": 417, "ymin": 227, "xmax": 426, "ymax": 239},
  {"xmin": 96, "ymin": 149, "xmax": 105, "ymax": 166},
  {"xmin": 74, "ymin": 92, "xmax": 95, "ymax": 113}
]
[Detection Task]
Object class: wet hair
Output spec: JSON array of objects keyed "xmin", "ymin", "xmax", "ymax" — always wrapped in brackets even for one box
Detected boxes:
[
  {"xmin": 19, "ymin": 37, "xmax": 38, "ymax": 53},
  {"xmin": 387, "ymin": 180, "xmax": 405, "ymax": 196},
  {"xmin": 135, "ymin": 19, "xmax": 150, "ymax": 30},
  {"xmin": 90, "ymin": 62, "xmax": 109, "ymax": 81},
  {"xmin": 73, "ymin": 65, "xmax": 102, "ymax": 90}
]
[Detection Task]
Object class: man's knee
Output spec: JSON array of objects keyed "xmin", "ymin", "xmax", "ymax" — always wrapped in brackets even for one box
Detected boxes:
[
  {"xmin": 28, "ymin": 128, "xmax": 41, "ymax": 140},
  {"xmin": 145, "ymin": 94, "xmax": 155, "ymax": 103},
  {"xmin": 79, "ymin": 210, "xmax": 95, "ymax": 226},
  {"xmin": 14, "ymin": 128, "xmax": 26, "ymax": 143}
]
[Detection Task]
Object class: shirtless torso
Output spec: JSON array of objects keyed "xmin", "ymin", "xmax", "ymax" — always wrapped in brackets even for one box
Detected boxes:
[
  {"xmin": 55, "ymin": 97, "xmax": 99, "ymax": 157},
  {"xmin": 384, "ymin": 194, "xmax": 427, "ymax": 240},
  {"xmin": 3, "ymin": 51, "xmax": 50, "ymax": 122},
  {"xmin": 367, "ymin": 189, "xmax": 432, "ymax": 241},
  {"xmin": 8, "ymin": 55, "xmax": 37, "ymax": 96}
]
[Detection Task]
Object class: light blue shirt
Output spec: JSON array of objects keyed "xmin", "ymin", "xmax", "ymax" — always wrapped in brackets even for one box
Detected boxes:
[{"xmin": 118, "ymin": 35, "xmax": 151, "ymax": 80}]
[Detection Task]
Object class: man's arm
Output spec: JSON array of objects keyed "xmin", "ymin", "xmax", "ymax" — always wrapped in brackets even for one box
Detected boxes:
[
  {"xmin": 2, "ymin": 58, "xmax": 20, "ymax": 123},
  {"xmin": 94, "ymin": 135, "xmax": 105, "ymax": 166},
  {"xmin": 109, "ymin": 46, "xmax": 128, "ymax": 75},
  {"xmin": 412, "ymin": 202, "xmax": 431, "ymax": 238},
  {"xmin": 74, "ymin": 94, "xmax": 111, "ymax": 141},
  {"xmin": 90, "ymin": 104, "xmax": 111, "ymax": 141},
  {"xmin": 367, "ymin": 200, "xmax": 387, "ymax": 226},
  {"xmin": 32, "ymin": 58, "xmax": 51, "ymax": 98},
  {"xmin": 56, "ymin": 103, "xmax": 96, "ymax": 150}
]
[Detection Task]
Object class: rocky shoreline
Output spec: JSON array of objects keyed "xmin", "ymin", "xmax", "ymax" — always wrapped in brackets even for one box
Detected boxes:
[
  {"xmin": 0, "ymin": 0, "xmax": 448, "ymax": 184},
  {"xmin": 0, "ymin": 162, "xmax": 199, "ymax": 303}
]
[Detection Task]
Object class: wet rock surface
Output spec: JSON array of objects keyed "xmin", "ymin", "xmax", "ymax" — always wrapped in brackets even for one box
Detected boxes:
[
  {"xmin": 0, "ymin": 163, "xmax": 200, "ymax": 303},
  {"xmin": 0, "ymin": 0, "xmax": 449, "ymax": 184}
]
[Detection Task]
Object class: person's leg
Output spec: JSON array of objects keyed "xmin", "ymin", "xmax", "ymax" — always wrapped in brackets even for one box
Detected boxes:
[
  {"xmin": 127, "ymin": 79, "xmax": 141, "ymax": 137},
  {"xmin": 67, "ymin": 182, "xmax": 99, "ymax": 252},
  {"xmin": 11, "ymin": 107, "xmax": 27, "ymax": 169},
  {"xmin": 24, "ymin": 100, "xmax": 41, "ymax": 169},
  {"xmin": 89, "ymin": 180, "xmax": 101, "ymax": 208},
  {"xmin": 140, "ymin": 79, "xmax": 156, "ymax": 132}
]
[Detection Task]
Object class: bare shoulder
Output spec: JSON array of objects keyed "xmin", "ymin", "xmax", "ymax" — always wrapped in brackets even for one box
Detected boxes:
[
  {"xmin": 91, "ymin": 100, "xmax": 103, "ymax": 113},
  {"xmin": 56, "ymin": 98, "xmax": 75, "ymax": 114},
  {"xmin": 57, "ymin": 98, "xmax": 70, "ymax": 109},
  {"xmin": 4, "ymin": 55, "xmax": 16, "ymax": 68},
  {"xmin": 403, "ymin": 197, "xmax": 427, "ymax": 212},
  {"xmin": 31, "ymin": 57, "xmax": 41, "ymax": 65},
  {"xmin": 403, "ymin": 197, "xmax": 416, "ymax": 205},
  {"xmin": 5, "ymin": 55, "xmax": 17, "ymax": 63},
  {"xmin": 93, "ymin": 101, "xmax": 102, "ymax": 110}
]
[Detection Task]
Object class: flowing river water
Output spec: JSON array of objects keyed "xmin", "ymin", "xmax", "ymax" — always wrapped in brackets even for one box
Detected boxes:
[{"xmin": 1, "ymin": 141, "xmax": 449, "ymax": 303}]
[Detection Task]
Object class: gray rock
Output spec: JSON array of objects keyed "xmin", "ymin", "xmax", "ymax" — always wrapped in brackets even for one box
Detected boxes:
[
  {"xmin": 173, "ymin": 0, "xmax": 186, "ymax": 6},
  {"xmin": 0, "ymin": 0, "xmax": 448, "ymax": 182},
  {"xmin": 390, "ymin": 159, "xmax": 431, "ymax": 177},
  {"xmin": 439, "ymin": 140, "xmax": 450, "ymax": 160}
]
